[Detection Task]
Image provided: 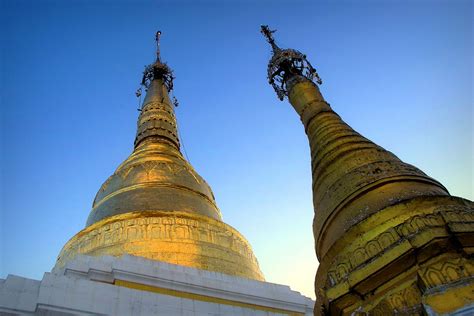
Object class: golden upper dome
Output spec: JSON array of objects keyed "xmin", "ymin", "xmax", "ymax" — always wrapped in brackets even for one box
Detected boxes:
[{"xmin": 87, "ymin": 136, "xmax": 222, "ymax": 226}]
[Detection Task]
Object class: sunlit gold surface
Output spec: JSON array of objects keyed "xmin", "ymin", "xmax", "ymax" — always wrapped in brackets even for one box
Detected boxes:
[
  {"xmin": 58, "ymin": 211, "xmax": 264, "ymax": 281},
  {"xmin": 58, "ymin": 76, "xmax": 264, "ymax": 281},
  {"xmin": 87, "ymin": 79, "xmax": 221, "ymax": 226},
  {"xmin": 87, "ymin": 139, "xmax": 222, "ymax": 226},
  {"xmin": 286, "ymin": 78, "xmax": 474, "ymax": 315}
]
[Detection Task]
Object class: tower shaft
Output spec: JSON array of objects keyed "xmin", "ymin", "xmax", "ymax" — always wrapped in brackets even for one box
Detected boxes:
[
  {"xmin": 134, "ymin": 78, "xmax": 180, "ymax": 149},
  {"xmin": 290, "ymin": 80, "xmax": 473, "ymax": 315},
  {"xmin": 288, "ymin": 80, "xmax": 448, "ymax": 259}
]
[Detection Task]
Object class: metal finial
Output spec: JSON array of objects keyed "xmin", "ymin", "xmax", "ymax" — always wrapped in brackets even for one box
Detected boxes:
[
  {"xmin": 260, "ymin": 25, "xmax": 280, "ymax": 52},
  {"xmin": 137, "ymin": 30, "xmax": 174, "ymax": 94},
  {"xmin": 155, "ymin": 31, "xmax": 162, "ymax": 62},
  {"xmin": 261, "ymin": 25, "xmax": 322, "ymax": 100}
]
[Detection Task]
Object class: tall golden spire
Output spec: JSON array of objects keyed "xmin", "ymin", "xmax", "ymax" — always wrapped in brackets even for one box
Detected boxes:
[
  {"xmin": 134, "ymin": 31, "xmax": 179, "ymax": 150},
  {"xmin": 57, "ymin": 32, "xmax": 264, "ymax": 281},
  {"xmin": 261, "ymin": 25, "xmax": 474, "ymax": 315}
]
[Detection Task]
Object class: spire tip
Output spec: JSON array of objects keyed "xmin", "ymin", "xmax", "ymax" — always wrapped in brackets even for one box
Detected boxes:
[
  {"xmin": 138, "ymin": 30, "xmax": 174, "ymax": 94},
  {"xmin": 155, "ymin": 31, "xmax": 162, "ymax": 62},
  {"xmin": 260, "ymin": 25, "xmax": 279, "ymax": 52},
  {"xmin": 261, "ymin": 25, "xmax": 322, "ymax": 100}
]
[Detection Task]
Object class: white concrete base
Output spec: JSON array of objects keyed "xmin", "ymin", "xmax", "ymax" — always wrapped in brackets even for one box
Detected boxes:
[{"xmin": 0, "ymin": 255, "xmax": 314, "ymax": 315}]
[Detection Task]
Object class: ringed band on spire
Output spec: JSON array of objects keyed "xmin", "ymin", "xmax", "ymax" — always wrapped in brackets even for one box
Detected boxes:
[{"xmin": 260, "ymin": 25, "xmax": 322, "ymax": 100}]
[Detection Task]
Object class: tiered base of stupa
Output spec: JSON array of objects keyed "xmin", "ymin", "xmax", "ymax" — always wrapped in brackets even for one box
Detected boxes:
[
  {"xmin": 0, "ymin": 255, "xmax": 314, "ymax": 315},
  {"xmin": 57, "ymin": 211, "xmax": 265, "ymax": 281}
]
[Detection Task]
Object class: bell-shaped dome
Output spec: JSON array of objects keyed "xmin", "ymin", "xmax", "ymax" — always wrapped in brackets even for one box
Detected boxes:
[{"xmin": 86, "ymin": 80, "xmax": 221, "ymax": 227}]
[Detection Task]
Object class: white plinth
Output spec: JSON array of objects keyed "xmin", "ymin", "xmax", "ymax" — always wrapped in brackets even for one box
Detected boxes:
[{"xmin": 0, "ymin": 255, "xmax": 314, "ymax": 315}]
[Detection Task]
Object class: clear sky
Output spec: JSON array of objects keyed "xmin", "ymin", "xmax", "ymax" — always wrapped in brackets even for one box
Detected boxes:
[{"xmin": 1, "ymin": 0, "xmax": 472, "ymax": 300}]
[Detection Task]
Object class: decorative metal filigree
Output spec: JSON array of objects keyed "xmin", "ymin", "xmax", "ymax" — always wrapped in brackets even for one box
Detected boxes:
[
  {"xmin": 140, "ymin": 31, "xmax": 175, "ymax": 92},
  {"xmin": 261, "ymin": 25, "xmax": 322, "ymax": 100},
  {"xmin": 141, "ymin": 62, "xmax": 174, "ymax": 92}
]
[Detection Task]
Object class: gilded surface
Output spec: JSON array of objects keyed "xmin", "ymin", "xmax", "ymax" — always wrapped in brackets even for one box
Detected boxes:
[
  {"xmin": 87, "ymin": 140, "xmax": 222, "ymax": 226},
  {"xmin": 285, "ymin": 79, "xmax": 474, "ymax": 315},
  {"xmin": 59, "ymin": 58, "xmax": 264, "ymax": 281},
  {"xmin": 260, "ymin": 28, "xmax": 474, "ymax": 313},
  {"xmin": 287, "ymin": 81, "xmax": 449, "ymax": 258},
  {"xmin": 134, "ymin": 79, "xmax": 180, "ymax": 148},
  {"xmin": 58, "ymin": 211, "xmax": 264, "ymax": 281},
  {"xmin": 87, "ymin": 78, "xmax": 221, "ymax": 226}
]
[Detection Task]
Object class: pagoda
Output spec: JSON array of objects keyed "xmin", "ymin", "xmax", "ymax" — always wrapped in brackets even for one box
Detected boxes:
[
  {"xmin": 261, "ymin": 25, "xmax": 474, "ymax": 315},
  {"xmin": 56, "ymin": 31, "xmax": 264, "ymax": 281},
  {"xmin": 0, "ymin": 32, "xmax": 314, "ymax": 316}
]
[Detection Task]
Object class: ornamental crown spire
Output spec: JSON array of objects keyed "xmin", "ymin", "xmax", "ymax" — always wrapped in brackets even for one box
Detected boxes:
[
  {"xmin": 133, "ymin": 31, "xmax": 180, "ymax": 149},
  {"xmin": 260, "ymin": 25, "xmax": 322, "ymax": 100},
  {"xmin": 140, "ymin": 30, "xmax": 174, "ymax": 93}
]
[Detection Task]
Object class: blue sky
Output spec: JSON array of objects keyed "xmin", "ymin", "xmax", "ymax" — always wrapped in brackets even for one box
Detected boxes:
[{"xmin": 1, "ymin": 0, "xmax": 472, "ymax": 299}]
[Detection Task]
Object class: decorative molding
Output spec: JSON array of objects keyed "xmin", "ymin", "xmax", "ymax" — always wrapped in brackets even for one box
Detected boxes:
[
  {"xmin": 326, "ymin": 206, "xmax": 473, "ymax": 288},
  {"xmin": 420, "ymin": 256, "xmax": 474, "ymax": 289},
  {"xmin": 57, "ymin": 212, "xmax": 264, "ymax": 281},
  {"xmin": 370, "ymin": 283, "xmax": 422, "ymax": 315}
]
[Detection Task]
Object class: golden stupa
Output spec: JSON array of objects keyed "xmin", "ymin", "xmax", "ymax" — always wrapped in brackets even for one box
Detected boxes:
[
  {"xmin": 261, "ymin": 26, "xmax": 474, "ymax": 315},
  {"xmin": 57, "ymin": 32, "xmax": 264, "ymax": 281}
]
